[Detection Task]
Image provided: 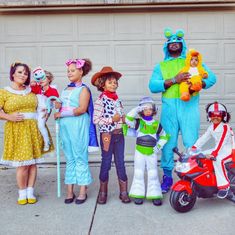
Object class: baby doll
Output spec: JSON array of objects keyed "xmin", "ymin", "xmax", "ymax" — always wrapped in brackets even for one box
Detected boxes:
[{"xmin": 179, "ymin": 49, "xmax": 208, "ymax": 101}]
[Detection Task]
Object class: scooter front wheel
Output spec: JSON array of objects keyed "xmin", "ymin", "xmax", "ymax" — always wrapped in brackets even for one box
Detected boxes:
[{"xmin": 170, "ymin": 190, "xmax": 197, "ymax": 213}]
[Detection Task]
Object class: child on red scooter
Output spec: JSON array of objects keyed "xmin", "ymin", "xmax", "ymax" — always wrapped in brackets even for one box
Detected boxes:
[{"xmin": 191, "ymin": 101, "xmax": 234, "ymax": 199}]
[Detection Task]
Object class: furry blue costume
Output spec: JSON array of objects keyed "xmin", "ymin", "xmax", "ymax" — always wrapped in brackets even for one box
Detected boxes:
[{"xmin": 149, "ymin": 28, "xmax": 216, "ymax": 191}]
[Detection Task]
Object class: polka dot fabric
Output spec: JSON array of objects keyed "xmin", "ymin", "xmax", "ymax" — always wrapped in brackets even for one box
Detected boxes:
[{"xmin": 0, "ymin": 89, "xmax": 54, "ymax": 167}]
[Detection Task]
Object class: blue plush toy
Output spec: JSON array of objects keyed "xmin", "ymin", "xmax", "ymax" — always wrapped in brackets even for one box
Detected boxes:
[{"xmin": 32, "ymin": 66, "xmax": 46, "ymax": 82}]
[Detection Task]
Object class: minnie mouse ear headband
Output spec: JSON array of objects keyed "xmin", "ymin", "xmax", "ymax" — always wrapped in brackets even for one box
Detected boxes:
[
  {"xmin": 66, "ymin": 59, "xmax": 85, "ymax": 69},
  {"xmin": 91, "ymin": 66, "xmax": 122, "ymax": 87}
]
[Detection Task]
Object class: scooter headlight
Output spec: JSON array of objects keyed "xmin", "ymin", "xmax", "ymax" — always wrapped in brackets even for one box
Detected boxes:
[{"xmin": 175, "ymin": 162, "xmax": 191, "ymax": 173}]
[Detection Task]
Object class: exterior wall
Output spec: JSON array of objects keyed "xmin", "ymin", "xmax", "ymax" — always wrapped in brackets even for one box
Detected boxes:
[{"xmin": 0, "ymin": 0, "xmax": 233, "ymax": 6}]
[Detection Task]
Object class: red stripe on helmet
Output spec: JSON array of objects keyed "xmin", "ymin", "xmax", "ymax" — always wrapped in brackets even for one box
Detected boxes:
[{"xmin": 214, "ymin": 102, "xmax": 219, "ymax": 112}]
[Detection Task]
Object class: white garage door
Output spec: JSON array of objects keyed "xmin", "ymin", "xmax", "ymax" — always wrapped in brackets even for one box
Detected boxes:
[{"xmin": 0, "ymin": 10, "xmax": 235, "ymax": 161}]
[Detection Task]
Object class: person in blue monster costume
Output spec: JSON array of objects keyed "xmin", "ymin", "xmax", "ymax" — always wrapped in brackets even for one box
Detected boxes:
[{"xmin": 149, "ymin": 28, "xmax": 217, "ymax": 193}]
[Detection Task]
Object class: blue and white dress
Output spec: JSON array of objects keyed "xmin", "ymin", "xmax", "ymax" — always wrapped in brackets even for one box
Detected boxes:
[{"xmin": 59, "ymin": 86, "xmax": 93, "ymax": 185}]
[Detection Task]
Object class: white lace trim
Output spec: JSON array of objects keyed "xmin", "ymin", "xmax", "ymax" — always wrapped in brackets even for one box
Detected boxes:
[
  {"xmin": 0, "ymin": 158, "xmax": 45, "ymax": 167},
  {"xmin": 4, "ymin": 86, "xmax": 31, "ymax": 95},
  {"xmin": 0, "ymin": 149, "xmax": 55, "ymax": 168}
]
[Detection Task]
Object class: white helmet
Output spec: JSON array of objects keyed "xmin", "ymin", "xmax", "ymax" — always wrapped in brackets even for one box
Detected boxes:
[
  {"xmin": 139, "ymin": 96, "xmax": 154, "ymax": 106},
  {"xmin": 138, "ymin": 96, "xmax": 157, "ymax": 114},
  {"xmin": 207, "ymin": 101, "xmax": 228, "ymax": 120}
]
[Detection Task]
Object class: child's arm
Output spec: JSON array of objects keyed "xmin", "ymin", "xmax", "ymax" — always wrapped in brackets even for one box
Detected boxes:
[
  {"xmin": 125, "ymin": 106, "xmax": 140, "ymax": 128},
  {"xmin": 93, "ymin": 98, "xmax": 113, "ymax": 125},
  {"xmin": 154, "ymin": 124, "xmax": 169, "ymax": 153},
  {"xmin": 45, "ymin": 86, "xmax": 59, "ymax": 98},
  {"xmin": 30, "ymin": 83, "xmax": 41, "ymax": 94},
  {"xmin": 192, "ymin": 126, "xmax": 211, "ymax": 150}
]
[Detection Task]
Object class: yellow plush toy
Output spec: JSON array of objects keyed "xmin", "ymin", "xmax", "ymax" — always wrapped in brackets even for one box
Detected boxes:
[{"xmin": 180, "ymin": 49, "xmax": 208, "ymax": 101}]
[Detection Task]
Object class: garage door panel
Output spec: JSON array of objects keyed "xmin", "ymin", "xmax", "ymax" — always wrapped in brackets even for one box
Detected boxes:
[
  {"xmin": 150, "ymin": 44, "xmax": 165, "ymax": 67},
  {"xmin": 224, "ymin": 43, "xmax": 235, "ymax": 66},
  {"xmin": 224, "ymin": 73, "xmax": 235, "ymax": 97},
  {"xmin": 118, "ymin": 73, "xmax": 146, "ymax": 96},
  {"xmin": 5, "ymin": 46, "xmax": 37, "ymax": 68},
  {"xmin": 78, "ymin": 45, "xmax": 111, "ymax": 68},
  {"xmin": 115, "ymin": 44, "xmax": 147, "ymax": 68},
  {"xmin": 114, "ymin": 13, "xmax": 148, "ymax": 40},
  {"xmin": 40, "ymin": 15, "xmax": 77, "ymax": 42},
  {"xmin": 188, "ymin": 42, "xmax": 221, "ymax": 66},
  {"xmin": 187, "ymin": 13, "xmax": 222, "ymax": 39},
  {"xmin": 41, "ymin": 45, "xmax": 73, "ymax": 71},
  {"xmin": 150, "ymin": 13, "xmax": 187, "ymax": 39},
  {"xmin": 200, "ymin": 80, "xmax": 220, "ymax": 98},
  {"xmin": 224, "ymin": 13, "xmax": 235, "ymax": 38},
  {"xmin": 0, "ymin": 16, "xmax": 4, "ymax": 43},
  {"xmin": 3, "ymin": 16, "xmax": 38, "ymax": 42},
  {"xmin": 77, "ymin": 14, "xmax": 111, "ymax": 41}
]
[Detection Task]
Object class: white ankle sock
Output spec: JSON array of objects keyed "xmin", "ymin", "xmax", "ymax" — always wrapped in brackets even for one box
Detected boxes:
[
  {"xmin": 27, "ymin": 187, "xmax": 36, "ymax": 199},
  {"xmin": 18, "ymin": 189, "xmax": 27, "ymax": 200}
]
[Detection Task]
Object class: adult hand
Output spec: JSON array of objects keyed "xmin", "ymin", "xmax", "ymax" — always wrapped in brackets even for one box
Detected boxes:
[
  {"xmin": 112, "ymin": 113, "xmax": 121, "ymax": 123},
  {"xmin": 202, "ymin": 73, "xmax": 208, "ymax": 79},
  {"xmin": 54, "ymin": 112, "xmax": 61, "ymax": 120},
  {"xmin": 175, "ymin": 72, "xmax": 191, "ymax": 84},
  {"xmin": 9, "ymin": 112, "xmax": 24, "ymax": 122}
]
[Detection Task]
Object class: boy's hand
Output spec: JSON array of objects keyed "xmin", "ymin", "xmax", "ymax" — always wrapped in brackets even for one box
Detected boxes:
[
  {"xmin": 202, "ymin": 73, "xmax": 208, "ymax": 79},
  {"xmin": 112, "ymin": 113, "xmax": 121, "ymax": 123}
]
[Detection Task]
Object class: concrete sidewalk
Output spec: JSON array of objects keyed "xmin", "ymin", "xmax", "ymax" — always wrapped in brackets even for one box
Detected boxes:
[{"xmin": 0, "ymin": 163, "xmax": 234, "ymax": 235}]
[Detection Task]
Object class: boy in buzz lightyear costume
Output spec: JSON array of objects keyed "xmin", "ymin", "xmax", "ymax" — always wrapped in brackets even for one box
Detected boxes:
[
  {"xmin": 126, "ymin": 97, "xmax": 169, "ymax": 206},
  {"xmin": 149, "ymin": 28, "xmax": 216, "ymax": 193}
]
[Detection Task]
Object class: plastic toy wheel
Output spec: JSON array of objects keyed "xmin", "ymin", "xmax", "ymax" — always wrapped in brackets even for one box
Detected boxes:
[{"xmin": 170, "ymin": 190, "xmax": 196, "ymax": 213}]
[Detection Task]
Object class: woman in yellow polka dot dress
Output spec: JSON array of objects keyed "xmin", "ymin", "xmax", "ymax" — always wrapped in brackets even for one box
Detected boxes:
[{"xmin": 0, "ymin": 62, "xmax": 54, "ymax": 205}]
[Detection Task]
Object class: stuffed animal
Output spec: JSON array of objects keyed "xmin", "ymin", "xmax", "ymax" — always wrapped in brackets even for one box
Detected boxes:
[
  {"xmin": 32, "ymin": 66, "xmax": 46, "ymax": 82},
  {"xmin": 179, "ymin": 49, "xmax": 208, "ymax": 101}
]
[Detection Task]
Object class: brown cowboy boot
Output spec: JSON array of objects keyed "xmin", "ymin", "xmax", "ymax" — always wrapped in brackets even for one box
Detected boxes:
[
  {"xmin": 97, "ymin": 181, "xmax": 108, "ymax": 204},
  {"xmin": 118, "ymin": 179, "xmax": 131, "ymax": 203}
]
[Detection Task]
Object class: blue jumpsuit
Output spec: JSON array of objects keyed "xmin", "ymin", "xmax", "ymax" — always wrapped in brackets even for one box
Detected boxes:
[
  {"xmin": 60, "ymin": 86, "xmax": 93, "ymax": 185},
  {"xmin": 149, "ymin": 34, "xmax": 216, "ymax": 173}
]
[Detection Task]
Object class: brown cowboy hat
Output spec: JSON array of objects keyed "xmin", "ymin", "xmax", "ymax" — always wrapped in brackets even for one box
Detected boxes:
[{"xmin": 91, "ymin": 66, "xmax": 122, "ymax": 86}]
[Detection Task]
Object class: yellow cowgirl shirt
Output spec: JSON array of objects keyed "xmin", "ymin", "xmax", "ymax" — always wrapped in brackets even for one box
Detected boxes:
[{"xmin": 0, "ymin": 86, "xmax": 54, "ymax": 167}]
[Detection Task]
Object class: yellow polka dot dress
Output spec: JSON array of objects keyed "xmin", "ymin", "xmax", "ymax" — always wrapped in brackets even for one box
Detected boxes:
[{"xmin": 0, "ymin": 87, "xmax": 54, "ymax": 167}]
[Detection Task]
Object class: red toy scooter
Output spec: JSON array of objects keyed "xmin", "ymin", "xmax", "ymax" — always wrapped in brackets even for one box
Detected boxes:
[{"xmin": 170, "ymin": 147, "xmax": 235, "ymax": 213}]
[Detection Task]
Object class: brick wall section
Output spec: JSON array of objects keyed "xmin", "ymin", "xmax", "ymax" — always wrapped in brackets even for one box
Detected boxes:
[{"xmin": 0, "ymin": 0, "xmax": 233, "ymax": 7}]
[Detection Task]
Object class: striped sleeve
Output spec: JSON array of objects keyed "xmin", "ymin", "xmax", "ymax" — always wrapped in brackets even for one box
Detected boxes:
[
  {"xmin": 211, "ymin": 124, "xmax": 228, "ymax": 157},
  {"xmin": 93, "ymin": 98, "xmax": 112, "ymax": 125}
]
